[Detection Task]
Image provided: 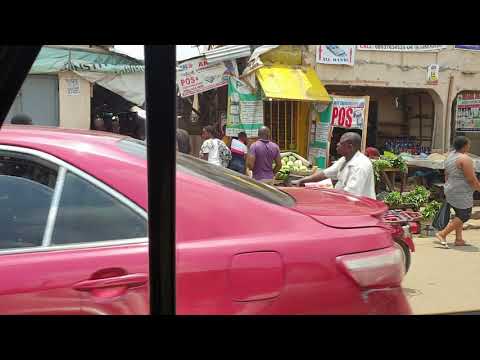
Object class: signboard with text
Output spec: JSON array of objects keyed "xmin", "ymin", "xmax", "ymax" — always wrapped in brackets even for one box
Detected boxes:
[
  {"xmin": 330, "ymin": 96, "xmax": 368, "ymax": 130},
  {"xmin": 456, "ymin": 92, "xmax": 480, "ymax": 132},
  {"xmin": 316, "ymin": 45, "xmax": 355, "ymax": 66},
  {"xmin": 357, "ymin": 45, "xmax": 446, "ymax": 52},
  {"xmin": 176, "ymin": 57, "xmax": 238, "ymax": 98},
  {"xmin": 226, "ymin": 77, "xmax": 264, "ymax": 138},
  {"xmin": 455, "ymin": 45, "xmax": 480, "ymax": 51},
  {"xmin": 308, "ymin": 103, "xmax": 331, "ymax": 169},
  {"xmin": 308, "ymin": 96, "xmax": 369, "ymax": 169}
]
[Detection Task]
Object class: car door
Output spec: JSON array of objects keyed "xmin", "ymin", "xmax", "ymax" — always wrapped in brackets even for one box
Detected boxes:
[
  {"xmin": 0, "ymin": 146, "xmax": 149, "ymax": 315},
  {"xmin": 48, "ymin": 166, "xmax": 149, "ymax": 315},
  {"xmin": 0, "ymin": 149, "xmax": 82, "ymax": 314}
]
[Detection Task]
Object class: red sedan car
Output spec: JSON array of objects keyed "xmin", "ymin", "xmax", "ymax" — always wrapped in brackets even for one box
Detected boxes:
[{"xmin": 0, "ymin": 126, "xmax": 411, "ymax": 314}]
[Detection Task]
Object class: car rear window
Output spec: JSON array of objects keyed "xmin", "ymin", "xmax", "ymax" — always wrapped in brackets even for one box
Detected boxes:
[
  {"xmin": 116, "ymin": 138, "xmax": 295, "ymax": 207},
  {"xmin": 116, "ymin": 137, "xmax": 147, "ymax": 160}
]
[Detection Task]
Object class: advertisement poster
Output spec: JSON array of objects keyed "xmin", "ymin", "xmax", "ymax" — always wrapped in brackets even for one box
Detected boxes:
[
  {"xmin": 308, "ymin": 103, "xmax": 333, "ymax": 169},
  {"xmin": 66, "ymin": 79, "xmax": 80, "ymax": 96},
  {"xmin": 456, "ymin": 92, "xmax": 480, "ymax": 132},
  {"xmin": 330, "ymin": 96, "xmax": 367, "ymax": 130},
  {"xmin": 226, "ymin": 77, "xmax": 264, "ymax": 138},
  {"xmin": 177, "ymin": 57, "xmax": 238, "ymax": 98},
  {"xmin": 426, "ymin": 64, "xmax": 440, "ymax": 85},
  {"xmin": 455, "ymin": 45, "xmax": 480, "ymax": 51},
  {"xmin": 316, "ymin": 45, "xmax": 355, "ymax": 66},
  {"xmin": 357, "ymin": 45, "xmax": 446, "ymax": 52}
]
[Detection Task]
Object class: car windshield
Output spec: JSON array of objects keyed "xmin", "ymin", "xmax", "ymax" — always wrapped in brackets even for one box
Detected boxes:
[{"xmin": 116, "ymin": 138, "xmax": 295, "ymax": 207}]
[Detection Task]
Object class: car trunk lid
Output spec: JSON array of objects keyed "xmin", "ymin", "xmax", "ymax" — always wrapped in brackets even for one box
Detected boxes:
[{"xmin": 281, "ymin": 187, "xmax": 388, "ymax": 229}]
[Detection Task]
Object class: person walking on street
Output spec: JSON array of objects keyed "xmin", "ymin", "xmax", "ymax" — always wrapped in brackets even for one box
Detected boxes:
[
  {"xmin": 436, "ymin": 136, "xmax": 480, "ymax": 248},
  {"xmin": 292, "ymin": 132, "xmax": 376, "ymax": 199},
  {"xmin": 228, "ymin": 131, "xmax": 248, "ymax": 174},
  {"xmin": 199, "ymin": 125, "xmax": 231, "ymax": 168},
  {"xmin": 247, "ymin": 126, "xmax": 282, "ymax": 184}
]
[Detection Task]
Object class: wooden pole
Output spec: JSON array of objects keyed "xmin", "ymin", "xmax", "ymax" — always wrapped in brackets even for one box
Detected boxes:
[
  {"xmin": 362, "ymin": 96, "xmax": 370, "ymax": 152},
  {"xmin": 419, "ymin": 94, "xmax": 423, "ymax": 149},
  {"xmin": 277, "ymin": 101, "xmax": 280, "ymax": 147},
  {"xmin": 270, "ymin": 100, "xmax": 273, "ymax": 135},
  {"xmin": 444, "ymin": 76, "xmax": 455, "ymax": 152},
  {"xmin": 284, "ymin": 101, "xmax": 287, "ymax": 149},
  {"xmin": 290, "ymin": 101, "xmax": 293, "ymax": 148}
]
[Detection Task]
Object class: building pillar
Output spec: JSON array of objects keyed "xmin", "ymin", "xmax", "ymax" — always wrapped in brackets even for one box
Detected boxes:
[{"xmin": 58, "ymin": 71, "xmax": 91, "ymax": 130}]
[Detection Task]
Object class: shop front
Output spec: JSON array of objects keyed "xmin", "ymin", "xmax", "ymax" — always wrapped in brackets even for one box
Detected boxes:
[
  {"xmin": 324, "ymin": 85, "xmax": 438, "ymax": 157},
  {"xmin": 227, "ymin": 45, "xmax": 331, "ymax": 159}
]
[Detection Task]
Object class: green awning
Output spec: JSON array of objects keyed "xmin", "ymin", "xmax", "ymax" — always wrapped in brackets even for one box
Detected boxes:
[{"xmin": 30, "ymin": 46, "xmax": 144, "ymax": 74}]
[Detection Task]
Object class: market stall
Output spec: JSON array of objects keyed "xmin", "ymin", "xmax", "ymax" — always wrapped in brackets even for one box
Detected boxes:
[{"xmin": 227, "ymin": 45, "xmax": 332, "ymax": 160}]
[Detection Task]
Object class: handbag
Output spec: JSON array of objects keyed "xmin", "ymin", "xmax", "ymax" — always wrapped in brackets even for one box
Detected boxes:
[{"xmin": 432, "ymin": 202, "xmax": 451, "ymax": 231}]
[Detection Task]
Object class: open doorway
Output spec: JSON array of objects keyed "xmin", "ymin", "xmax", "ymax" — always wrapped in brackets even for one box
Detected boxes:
[{"xmin": 91, "ymin": 84, "xmax": 145, "ymax": 140}]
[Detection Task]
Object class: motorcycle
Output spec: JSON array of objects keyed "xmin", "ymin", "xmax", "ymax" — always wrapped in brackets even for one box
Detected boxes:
[{"xmin": 381, "ymin": 209, "xmax": 421, "ymax": 273}]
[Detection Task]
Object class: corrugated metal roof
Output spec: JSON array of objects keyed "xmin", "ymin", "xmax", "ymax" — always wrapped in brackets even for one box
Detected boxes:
[{"xmin": 203, "ymin": 45, "xmax": 251, "ymax": 64}]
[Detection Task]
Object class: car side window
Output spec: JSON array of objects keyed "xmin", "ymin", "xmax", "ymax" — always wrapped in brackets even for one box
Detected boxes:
[
  {"xmin": 0, "ymin": 151, "xmax": 58, "ymax": 250},
  {"xmin": 51, "ymin": 171, "xmax": 147, "ymax": 245}
]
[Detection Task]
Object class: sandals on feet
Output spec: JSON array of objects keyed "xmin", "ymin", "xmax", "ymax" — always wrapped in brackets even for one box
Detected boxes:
[{"xmin": 435, "ymin": 233, "xmax": 449, "ymax": 248}]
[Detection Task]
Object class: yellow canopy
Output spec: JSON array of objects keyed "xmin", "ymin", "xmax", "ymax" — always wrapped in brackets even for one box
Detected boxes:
[{"xmin": 256, "ymin": 64, "xmax": 331, "ymax": 103}]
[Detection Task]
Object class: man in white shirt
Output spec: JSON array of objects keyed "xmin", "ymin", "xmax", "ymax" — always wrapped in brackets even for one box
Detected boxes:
[{"xmin": 292, "ymin": 132, "xmax": 376, "ymax": 199}]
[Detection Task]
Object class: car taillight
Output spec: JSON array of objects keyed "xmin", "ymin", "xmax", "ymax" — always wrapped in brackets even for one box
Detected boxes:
[{"xmin": 336, "ymin": 244, "xmax": 406, "ymax": 289}]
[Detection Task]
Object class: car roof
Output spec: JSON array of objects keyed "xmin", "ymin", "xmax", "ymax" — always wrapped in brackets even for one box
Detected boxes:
[{"xmin": 0, "ymin": 125, "xmax": 148, "ymax": 208}]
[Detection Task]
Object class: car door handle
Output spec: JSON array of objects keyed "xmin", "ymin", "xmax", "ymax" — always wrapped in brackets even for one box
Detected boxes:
[{"xmin": 73, "ymin": 273, "xmax": 148, "ymax": 291}]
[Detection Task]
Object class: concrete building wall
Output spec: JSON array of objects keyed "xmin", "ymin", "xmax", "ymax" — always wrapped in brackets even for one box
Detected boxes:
[
  {"xmin": 58, "ymin": 71, "xmax": 91, "ymax": 130},
  {"xmin": 305, "ymin": 45, "xmax": 480, "ymax": 154}
]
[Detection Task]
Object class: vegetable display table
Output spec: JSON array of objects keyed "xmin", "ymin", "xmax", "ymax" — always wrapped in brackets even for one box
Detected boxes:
[{"xmin": 379, "ymin": 167, "xmax": 407, "ymax": 193}]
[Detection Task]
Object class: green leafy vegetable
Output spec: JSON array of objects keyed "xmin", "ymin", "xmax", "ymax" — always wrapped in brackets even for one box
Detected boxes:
[
  {"xmin": 372, "ymin": 154, "xmax": 407, "ymax": 183},
  {"xmin": 421, "ymin": 200, "xmax": 441, "ymax": 221},
  {"xmin": 402, "ymin": 186, "xmax": 431, "ymax": 211},
  {"xmin": 384, "ymin": 191, "xmax": 403, "ymax": 208}
]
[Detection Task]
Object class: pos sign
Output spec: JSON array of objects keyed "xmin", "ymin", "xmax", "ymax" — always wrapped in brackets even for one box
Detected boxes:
[{"xmin": 330, "ymin": 97, "xmax": 367, "ymax": 130}]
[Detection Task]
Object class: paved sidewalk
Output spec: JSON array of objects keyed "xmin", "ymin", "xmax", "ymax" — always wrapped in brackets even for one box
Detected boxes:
[{"xmin": 402, "ymin": 226, "xmax": 480, "ymax": 314}]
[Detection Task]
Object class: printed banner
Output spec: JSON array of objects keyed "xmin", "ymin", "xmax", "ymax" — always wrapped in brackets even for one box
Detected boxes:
[
  {"xmin": 308, "ymin": 103, "xmax": 332, "ymax": 169},
  {"xmin": 177, "ymin": 57, "xmax": 238, "ymax": 98},
  {"xmin": 456, "ymin": 92, "xmax": 480, "ymax": 132},
  {"xmin": 330, "ymin": 97, "xmax": 367, "ymax": 129},
  {"xmin": 357, "ymin": 45, "xmax": 446, "ymax": 52},
  {"xmin": 455, "ymin": 45, "xmax": 480, "ymax": 51},
  {"xmin": 226, "ymin": 77, "xmax": 264, "ymax": 138},
  {"xmin": 316, "ymin": 45, "xmax": 355, "ymax": 66}
]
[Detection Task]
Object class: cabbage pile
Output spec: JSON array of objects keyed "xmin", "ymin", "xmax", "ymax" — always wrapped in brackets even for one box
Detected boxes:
[{"xmin": 281, "ymin": 156, "xmax": 308, "ymax": 173}]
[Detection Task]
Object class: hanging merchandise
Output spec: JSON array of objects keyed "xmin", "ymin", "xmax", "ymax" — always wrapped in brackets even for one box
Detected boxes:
[
  {"xmin": 455, "ymin": 92, "xmax": 480, "ymax": 132},
  {"xmin": 226, "ymin": 77, "xmax": 264, "ymax": 138}
]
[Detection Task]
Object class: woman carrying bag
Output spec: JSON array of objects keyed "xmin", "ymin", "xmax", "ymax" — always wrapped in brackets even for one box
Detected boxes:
[{"xmin": 435, "ymin": 136, "xmax": 480, "ymax": 248}]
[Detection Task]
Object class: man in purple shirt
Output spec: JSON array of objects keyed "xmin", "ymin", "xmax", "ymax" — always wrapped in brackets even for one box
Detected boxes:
[{"xmin": 247, "ymin": 126, "xmax": 282, "ymax": 183}]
